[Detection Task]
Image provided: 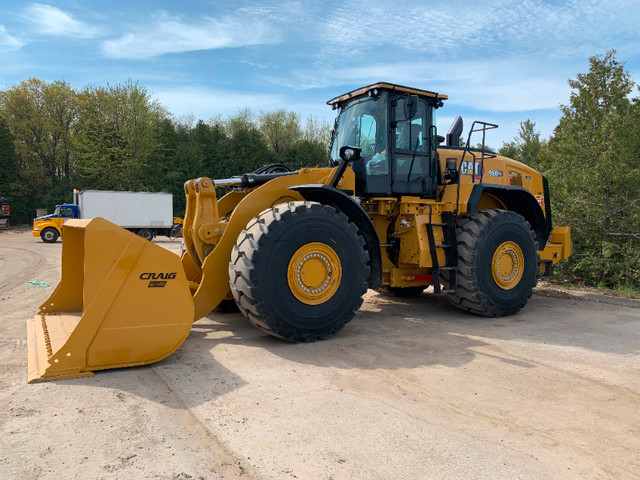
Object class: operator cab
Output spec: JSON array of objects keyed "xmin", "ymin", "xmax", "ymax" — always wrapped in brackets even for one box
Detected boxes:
[{"xmin": 328, "ymin": 83, "xmax": 447, "ymax": 198}]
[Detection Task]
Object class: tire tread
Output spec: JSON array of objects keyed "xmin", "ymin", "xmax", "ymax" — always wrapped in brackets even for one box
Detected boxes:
[
  {"xmin": 446, "ymin": 209, "xmax": 539, "ymax": 317},
  {"xmin": 228, "ymin": 201, "xmax": 369, "ymax": 342}
]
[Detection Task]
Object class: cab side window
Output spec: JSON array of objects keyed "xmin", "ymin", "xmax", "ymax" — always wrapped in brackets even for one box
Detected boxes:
[
  {"xmin": 393, "ymin": 98, "xmax": 428, "ymax": 179},
  {"xmin": 391, "ymin": 96, "xmax": 436, "ymax": 197},
  {"xmin": 395, "ymin": 115, "xmax": 426, "ymax": 153}
]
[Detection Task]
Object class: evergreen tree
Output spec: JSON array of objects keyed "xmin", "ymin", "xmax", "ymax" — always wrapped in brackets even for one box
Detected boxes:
[
  {"xmin": 546, "ymin": 50, "xmax": 640, "ymax": 288},
  {"xmin": 499, "ymin": 120, "xmax": 544, "ymax": 170}
]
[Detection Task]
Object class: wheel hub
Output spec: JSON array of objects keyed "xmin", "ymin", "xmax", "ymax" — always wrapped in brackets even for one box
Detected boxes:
[
  {"xmin": 491, "ymin": 241, "xmax": 524, "ymax": 290},
  {"xmin": 287, "ymin": 242, "xmax": 342, "ymax": 305}
]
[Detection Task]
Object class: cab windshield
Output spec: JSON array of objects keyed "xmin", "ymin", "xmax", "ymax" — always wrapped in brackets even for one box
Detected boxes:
[{"xmin": 330, "ymin": 92, "xmax": 389, "ymax": 167}]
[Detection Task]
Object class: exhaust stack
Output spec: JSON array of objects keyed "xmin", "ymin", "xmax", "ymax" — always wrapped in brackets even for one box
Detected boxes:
[{"xmin": 446, "ymin": 116, "xmax": 464, "ymax": 147}]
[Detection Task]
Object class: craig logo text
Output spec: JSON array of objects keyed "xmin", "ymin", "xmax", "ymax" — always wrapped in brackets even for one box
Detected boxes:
[{"xmin": 139, "ymin": 272, "xmax": 177, "ymax": 280}]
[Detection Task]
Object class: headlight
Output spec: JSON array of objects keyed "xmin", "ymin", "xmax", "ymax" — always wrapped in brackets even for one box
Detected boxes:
[
  {"xmin": 339, "ymin": 145, "xmax": 362, "ymax": 163},
  {"xmin": 33, "ymin": 226, "xmax": 40, "ymax": 231},
  {"xmin": 342, "ymin": 148, "xmax": 356, "ymax": 161}
]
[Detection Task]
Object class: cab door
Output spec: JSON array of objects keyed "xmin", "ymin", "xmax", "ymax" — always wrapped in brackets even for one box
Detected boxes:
[{"xmin": 390, "ymin": 95, "xmax": 436, "ymax": 198}]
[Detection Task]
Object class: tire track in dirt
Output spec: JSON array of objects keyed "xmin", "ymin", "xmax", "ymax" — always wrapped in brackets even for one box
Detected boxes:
[
  {"xmin": 150, "ymin": 368, "xmax": 255, "ymax": 479},
  {"xmin": 0, "ymin": 246, "xmax": 45, "ymax": 293}
]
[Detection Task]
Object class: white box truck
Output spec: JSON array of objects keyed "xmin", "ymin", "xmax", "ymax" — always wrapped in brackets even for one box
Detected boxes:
[{"xmin": 33, "ymin": 190, "xmax": 182, "ymax": 243}]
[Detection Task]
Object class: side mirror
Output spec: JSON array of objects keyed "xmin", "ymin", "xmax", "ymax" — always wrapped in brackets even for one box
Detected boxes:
[
  {"xmin": 339, "ymin": 145, "xmax": 362, "ymax": 163},
  {"xmin": 404, "ymin": 94, "xmax": 419, "ymax": 120},
  {"xmin": 330, "ymin": 146, "xmax": 362, "ymax": 188}
]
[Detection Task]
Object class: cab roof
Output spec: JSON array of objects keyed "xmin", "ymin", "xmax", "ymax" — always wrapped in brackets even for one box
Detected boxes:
[{"xmin": 326, "ymin": 82, "xmax": 448, "ymax": 107}]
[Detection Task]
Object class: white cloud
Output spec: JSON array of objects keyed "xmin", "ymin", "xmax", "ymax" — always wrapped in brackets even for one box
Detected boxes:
[
  {"xmin": 265, "ymin": 58, "xmax": 572, "ymax": 113},
  {"xmin": 102, "ymin": 10, "xmax": 282, "ymax": 59},
  {"xmin": 23, "ymin": 3, "xmax": 101, "ymax": 38},
  {"xmin": 152, "ymin": 87, "xmax": 287, "ymax": 119},
  {"xmin": 319, "ymin": 0, "xmax": 640, "ymax": 61},
  {"xmin": 0, "ymin": 25, "xmax": 24, "ymax": 51}
]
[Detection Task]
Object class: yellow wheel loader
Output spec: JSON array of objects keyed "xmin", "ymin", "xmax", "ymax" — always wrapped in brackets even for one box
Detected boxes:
[{"xmin": 27, "ymin": 83, "xmax": 572, "ymax": 383}]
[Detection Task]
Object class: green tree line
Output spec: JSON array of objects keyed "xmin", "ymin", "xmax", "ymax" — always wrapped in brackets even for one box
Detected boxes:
[
  {"xmin": 0, "ymin": 79, "xmax": 331, "ymax": 223},
  {"xmin": 500, "ymin": 51, "xmax": 640, "ymax": 292},
  {"xmin": 1, "ymin": 51, "xmax": 638, "ymax": 292}
]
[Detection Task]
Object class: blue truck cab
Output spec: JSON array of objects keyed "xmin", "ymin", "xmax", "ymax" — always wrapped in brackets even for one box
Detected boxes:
[{"xmin": 32, "ymin": 204, "xmax": 80, "ymax": 242}]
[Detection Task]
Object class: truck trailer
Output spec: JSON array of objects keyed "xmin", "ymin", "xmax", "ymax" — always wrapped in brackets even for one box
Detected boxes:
[{"xmin": 33, "ymin": 190, "xmax": 181, "ymax": 243}]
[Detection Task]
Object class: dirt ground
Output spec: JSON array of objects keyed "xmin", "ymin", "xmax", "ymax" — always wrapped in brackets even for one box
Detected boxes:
[{"xmin": 1, "ymin": 226, "xmax": 639, "ymax": 480}]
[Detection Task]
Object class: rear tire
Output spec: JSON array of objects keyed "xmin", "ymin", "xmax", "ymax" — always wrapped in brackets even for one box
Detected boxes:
[
  {"xmin": 41, "ymin": 227, "xmax": 59, "ymax": 243},
  {"xmin": 229, "ymin": 201, "xmax": 369, "ymax": 342},
  {"xmin": 446, "ymin": 209, "xmax": 539, "ymax": 317},
  {"xmin": 137, "ymin": 229, "xmax": 154, "ymax": 241}
]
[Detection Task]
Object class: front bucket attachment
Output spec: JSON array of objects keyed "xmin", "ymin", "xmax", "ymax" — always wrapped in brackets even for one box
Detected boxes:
[{"xmin": 27, "ymin": 218, "xmax": 195, "ymax": 383}]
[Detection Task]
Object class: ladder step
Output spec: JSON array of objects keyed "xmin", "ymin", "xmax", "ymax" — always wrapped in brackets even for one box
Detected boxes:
[
  {"xmin": 441, "ymin": 289, "xmax": 456, "ymax": 294},
  {"xmin": 439, "ymin": 266, "xmax": 456, "ymax": 271},
  {"xmin": 436, "ymin": 244, "xmax": 450, "ymax": 249}
]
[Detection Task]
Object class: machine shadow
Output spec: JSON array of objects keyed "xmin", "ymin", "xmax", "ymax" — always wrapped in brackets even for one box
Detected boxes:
[
  {"xmin": 188, "ymin": 288, "xmax": 639, "ymax": 371},
  {"xmin": 68, "ymin": 289, "xmax": 638, "ymax": 408}
]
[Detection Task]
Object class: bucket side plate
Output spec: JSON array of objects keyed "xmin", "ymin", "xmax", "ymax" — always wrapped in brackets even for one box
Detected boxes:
[{"xmin": 27, "ymin": 217, "xmax": 195, "ymax": 383}]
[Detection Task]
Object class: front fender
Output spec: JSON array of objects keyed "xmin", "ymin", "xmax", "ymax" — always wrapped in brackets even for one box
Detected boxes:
[
  {"xmin": 290, "ymin": 184, "xmax": 382, "ymax": 290},
  {"xmin": 33, "ymin": 219, "xmax": 61, "ymax": 238},
  {"xmin": 191, "ymin": 169, "xmax": 334, "ymax": 320}
]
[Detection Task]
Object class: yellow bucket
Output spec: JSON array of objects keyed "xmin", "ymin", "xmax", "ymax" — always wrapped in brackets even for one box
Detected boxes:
[{"xmin": 27, "ymin": 218, "xmax": 194, "ymax": 382}]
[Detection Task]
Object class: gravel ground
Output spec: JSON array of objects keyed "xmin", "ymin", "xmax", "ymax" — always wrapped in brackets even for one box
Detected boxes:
[{"xmin": 1, "ymin": 226, "xmax": 639, "ymax": 480}]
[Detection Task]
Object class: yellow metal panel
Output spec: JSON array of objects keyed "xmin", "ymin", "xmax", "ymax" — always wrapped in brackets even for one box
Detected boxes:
[
  {"xmin": 388, "ymin": 267, "xmax": 433, "ymax": 288},
  {"xmin": 32, "ymin": 218, "xmax": 62, "ymax": 238},
  {"xmin": 540, "ymin": 226, "xmax": 572, "ymax": 264},
  {"xmin": 437, "ymin": 148, "xmax": 547, "ymax": 215},
  {"xmin": 27, "ymin": 217, "xmax": 194, "ymax": 383}
]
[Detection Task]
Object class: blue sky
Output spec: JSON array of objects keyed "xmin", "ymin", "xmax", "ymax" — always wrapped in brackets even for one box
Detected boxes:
[{"xmin": 1, "ymin": 0, "xmax": 639, "ymax": 147}]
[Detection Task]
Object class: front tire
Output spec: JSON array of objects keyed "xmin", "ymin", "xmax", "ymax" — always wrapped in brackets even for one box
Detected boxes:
[
  {"xmin": 229, "ymin": 201, "xmax": 369, "ymax": 342},
  {"xmin": 446, "ymin": 210, "xmax": 539, "ymax": 317},
  {"xmin": 40, "ymin": 227, "xmax": 59, "ymax": 243}
]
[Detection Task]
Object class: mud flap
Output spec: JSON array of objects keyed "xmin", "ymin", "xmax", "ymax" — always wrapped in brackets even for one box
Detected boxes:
[{"xmin": 27, "ymin": 217, "xmax": 195, "ymax": 383}]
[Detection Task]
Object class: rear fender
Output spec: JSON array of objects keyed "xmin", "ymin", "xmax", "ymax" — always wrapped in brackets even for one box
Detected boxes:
[{"xmin": 469, "ymin": 184, "xmax": 549, "ymax": 246}]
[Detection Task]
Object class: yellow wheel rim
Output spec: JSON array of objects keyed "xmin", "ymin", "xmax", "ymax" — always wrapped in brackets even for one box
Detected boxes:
[
  {"xmin": 491, "ymin": 241, "xmax": 524, "ymax": 290},
  {"xmin": 287, "ymin": 242, "xmax": 342, "ymax": 305}
]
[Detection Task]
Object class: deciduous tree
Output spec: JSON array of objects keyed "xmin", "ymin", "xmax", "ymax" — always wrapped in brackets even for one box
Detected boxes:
[{"xmin": 75, "ymin": 80, "xmax": 166, "ymax": 191}]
